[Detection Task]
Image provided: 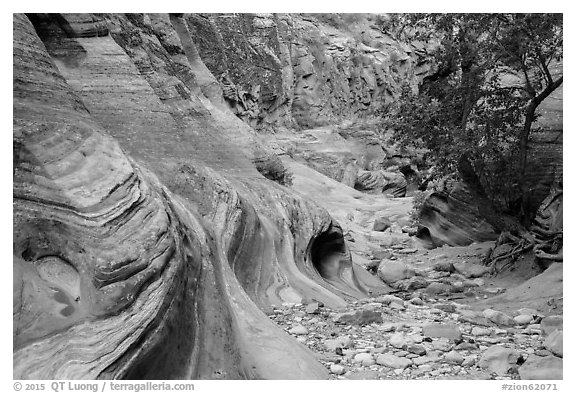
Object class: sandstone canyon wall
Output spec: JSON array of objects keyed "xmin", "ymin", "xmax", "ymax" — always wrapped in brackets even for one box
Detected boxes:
[
  {"xmin": 13, "ymin": 13, "xmax": 386, "ymax": 380},
  {"xmin": 185, "ymin": 13, "xmax": 432, "ymax": 130}
]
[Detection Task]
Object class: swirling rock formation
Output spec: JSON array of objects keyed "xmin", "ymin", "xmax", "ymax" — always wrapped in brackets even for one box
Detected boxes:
[
  {"xmin": 417, "ymin": 183, "xmax": 499, "ymax": 247},
  {"xmin": 355, "ymin": 170, "xmax": 407, "ymax": 197},
  {"xmin": 13, "ymin": 13, "xmax": 386, "ymax": 380}
]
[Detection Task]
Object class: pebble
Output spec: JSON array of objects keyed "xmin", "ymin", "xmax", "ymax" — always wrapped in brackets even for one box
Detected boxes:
[
  {"xmin": 471, "ymin": 326, "xmax": 492, "ymax": 336},
  {"xmin": 375, "ymin": 294, "xmax": 404, "ymax": 305},
  {"xmin": 478, "ymin": 345, "xmax": 521, "ymax": 376},
  {"xmin": 423, "ymin": 324, "xmax": 462, "ymax": 340},
  {"xmin": 408, "ymin": 334, "xmax": 424, "ymax": 343},
  {"xmin": 377, "ymin": 261, "xmax": 415, "ymax": 284},
  {"xmin": 330, "ymin": 364, "xmax": 346, "ymax": 375},
  {"xmin": 353, "ymin": 353, "xmax": 375, "ymax": 366},
  {"xmin": 513, "ymin": 314, "xmax": 533, "ymax": 325},
  {"xmin": 289, "ymin": 325, "xmax": 308, "ymax": 335},
  {"xmin": 376, "ymin": 353, "xmax": 412, "ymax": 369},
  {"xmin": 432, "ymin": 338, "xmax": 452, "ymax": 352},
  {"xmin": 534, "ymin": 349, "xmax": 553, "ymax": 357},
  {"xmin": 483, "ymin": 309, "xmax": 515, "ymax": 326},
  {"xmin": 425, "ymin": 282, "xmax": 452, "ymax": 294},
  {"xmin": 433, "ymin": 260, "xmax": 455, "ymax": 273},
  {"xmin": 305, "ymin": 302, "xmax": 321, "ymax": 314},
  {"xmin": 462, "ymin": 355, "xmax": 477, "ymax": 367},
  {"xmin": 455, "ymin": 342, "xmax": 477, "ymax": 351},
  {"xmin": 324, "ymin": 335, "xmax": 352, "ymax": 351},
  {"xmin": 333, "ymin": 308, "xmax": 383, "ymax": 325},
  {"xmin": 409, "ymin": 297, "xmax": 424, "ymax": 306},
  {"xmin": 415, "ymin": 365, "xmax": 433, "ymax": 374},
  {"xmin": 389, "ymin": 333, "xmax": 408, "ymax": 349},
  {"xmin": 406, "ymin": 343, "xmax": 427, "ymax": 356},
  {"xmin": 458, "ymin": 309, "xmax": 492, "ymax": 326},
  {"xmin": 443, "ymin": 350, "xmax": 464, "ymax": 365}
]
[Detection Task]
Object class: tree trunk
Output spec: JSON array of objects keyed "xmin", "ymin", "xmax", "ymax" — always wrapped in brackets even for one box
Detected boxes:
[
  {"xmin": 458, "ymin": 153, "xmax": 487, "ymax": 198},
  {"xmin": 518, "ymin": 100, "xmax": 537, "ymax": 183},
  {"xmin": 517, "ymin": 100, "xmax": 537, "ymax": 226}
]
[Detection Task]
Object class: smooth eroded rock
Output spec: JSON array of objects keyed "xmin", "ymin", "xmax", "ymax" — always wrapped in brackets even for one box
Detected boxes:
[
  {"xmin": 422, "ymin": 324, "xmax": 462, "ymax": 341},
  {"xmin": 329, "ymin": 364, "xmax": 345, "ymax": 375},
  {"xmin": 443, "ymin": 350, "xmax": 465, "ymax": 365},
  {"xmin": 543, "ymin": 330, "xmax": 563, "ymax": 357},
  {"xmin": 289, "ymin": 325, "xmax": 309, "ymax": 335},
  {"xmin": 377, "ymin": 260, "xmax": 415, "ymax": 284},
  {"xmin": 478, "ymin": 345, "xmax": 522, "ymax": 376},
  {"xmin": 483, "ymin": 309, "xmax": 516, "ymax": 326},
  {"xmin": 541, "ymin": 315, "xmax": 563, "ymax": 336},
  {"xmin": 518, "ymin": 355, "xmax": 563, "ymax": 380},
  {"xmin": 373, "ymin": 216, "xmax": 392, "ymax": 232},
  {"xmin": 453, "ymin": 262, "xmax": 491, "ymax": 279},
  {"xmin": 376, "ymin": 353, "xmax": 412, "ymax": 369},
  {"xmin": 333, "ymin": 307, "xmax": 383, "ymax": 326}
]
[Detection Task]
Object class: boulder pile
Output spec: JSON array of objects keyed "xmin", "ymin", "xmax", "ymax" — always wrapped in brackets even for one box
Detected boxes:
[{"xmin": 273, "ymin": 294, "xmax": 562, "ymax": 380}]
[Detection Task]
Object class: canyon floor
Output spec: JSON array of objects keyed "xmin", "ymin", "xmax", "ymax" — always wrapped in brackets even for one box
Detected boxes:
[{"xmin": 262, "ymin": 127, "xmax": 564, "ymax": 380}]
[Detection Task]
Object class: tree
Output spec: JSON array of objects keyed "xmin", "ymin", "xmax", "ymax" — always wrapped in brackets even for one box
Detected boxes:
[
  {"xmin": 383, "ymin": 13, "xmax": 562, "ymax": 224},
  {"xmin": 493, "ymin": 14, "xmax": 563, "ymax": 223}
]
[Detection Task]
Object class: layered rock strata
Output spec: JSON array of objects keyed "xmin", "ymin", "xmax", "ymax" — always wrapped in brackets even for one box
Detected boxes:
[
  {"xmin": 186, "ymin": 13, "xmax": 433, "ymax": 130},
  {"xmin": 13, "ymin": 13, "xmax": 385, "ymax": 380},
  {"xmin": 417, "ymin": 184, "xmax": 499, "ymax": 247}
]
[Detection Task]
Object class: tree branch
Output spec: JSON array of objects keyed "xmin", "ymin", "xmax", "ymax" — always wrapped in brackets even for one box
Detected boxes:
[
  {"xmin": 520, "ymin": 62, "xmax": 536, "ymax": 97},
  {"xmin": 535, "ymin": 46, "xmax": 554, "ymax": 85},
  {"xmin": 535, "ymin": 76, "xmax": 563, "ymax": 106}
]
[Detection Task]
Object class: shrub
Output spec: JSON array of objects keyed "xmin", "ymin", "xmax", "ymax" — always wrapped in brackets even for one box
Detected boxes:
[{"xmin": 409, "ymin": 190, "xmax": 428, "ymax": 226}]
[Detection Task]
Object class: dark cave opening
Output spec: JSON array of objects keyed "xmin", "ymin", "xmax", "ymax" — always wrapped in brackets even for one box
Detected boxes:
[{"xmin": 309, "ymin": 223, "xmax": 348, "ymax": 280}]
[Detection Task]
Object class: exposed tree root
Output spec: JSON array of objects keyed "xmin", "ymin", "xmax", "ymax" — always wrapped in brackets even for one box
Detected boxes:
[{"xmin": 483, "ymin": 184, "xmax": 562, "ymax": 275}]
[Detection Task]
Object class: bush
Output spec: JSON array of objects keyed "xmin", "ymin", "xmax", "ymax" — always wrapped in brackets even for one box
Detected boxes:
[{"xmin": 409, "ymin": 190, "xmax": 428, "ymax": 225}]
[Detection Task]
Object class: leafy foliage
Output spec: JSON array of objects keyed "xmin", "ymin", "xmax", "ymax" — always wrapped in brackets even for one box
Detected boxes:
[
  {"xmin": 409, "ymin": 190, "xmax": 429, "ymax": 226},
  {"xmin": 381, "ymin": 13, "xmax": 562, "ymax": 217}
]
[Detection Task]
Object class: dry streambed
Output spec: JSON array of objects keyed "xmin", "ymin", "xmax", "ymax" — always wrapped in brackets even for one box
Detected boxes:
[{"xmin": 272, "ymin": 290, "xmax": 562, "ymax": 380}]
